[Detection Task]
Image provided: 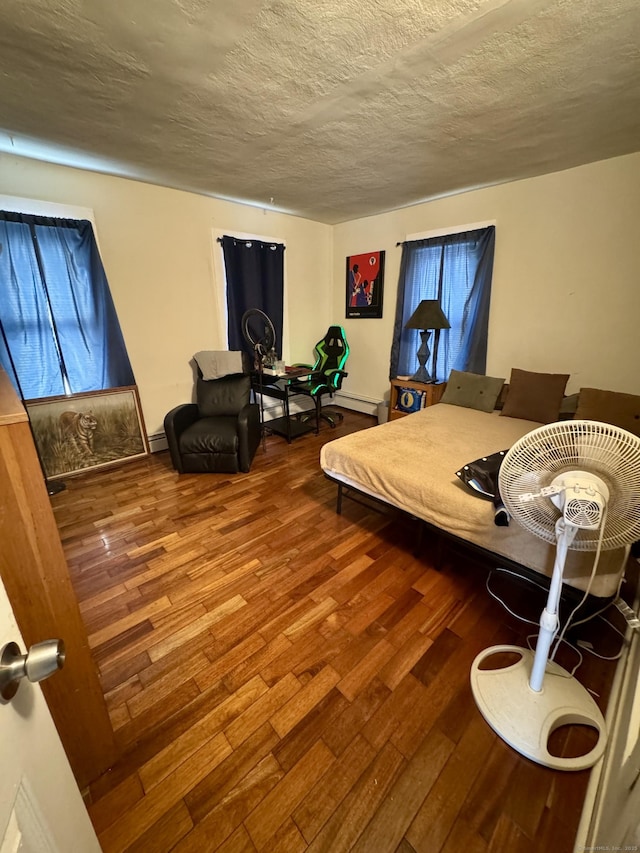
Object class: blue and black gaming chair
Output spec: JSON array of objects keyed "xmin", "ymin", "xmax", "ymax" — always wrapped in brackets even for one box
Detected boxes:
[{"xmin": 293, "ymin": 326, "xmax": 349, "ymax": 429}]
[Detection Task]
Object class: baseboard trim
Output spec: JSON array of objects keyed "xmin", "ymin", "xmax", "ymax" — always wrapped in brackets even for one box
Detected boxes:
[
  {"xmin": 333, "ymin": 392, "xmax": 378, "ymax": 417},
  {"xmin": 147, "ymin": 394, "xmax": 378, "ymax": 453}
]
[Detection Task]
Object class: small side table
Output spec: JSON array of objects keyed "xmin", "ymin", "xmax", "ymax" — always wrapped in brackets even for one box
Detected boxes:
[
  {"xmin": 389, "ymin": 378, "xmax": 446, "ymax": 421},
  {"xmin": 251, "ymin": 367, "xmax": 318, "ymax": 443}
]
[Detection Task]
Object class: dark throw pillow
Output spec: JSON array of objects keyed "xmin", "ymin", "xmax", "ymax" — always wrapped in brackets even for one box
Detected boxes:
[
  {"xmin": 500, "ymin": 368, "xmax": 569, "ymax": 424},
  {"xmin": 575, "ymin": 387, "xmax": 640, "ymax": 437},
  {"xmin": 440, "ymin": 370, "xmax": 505, "ymax": 413}
]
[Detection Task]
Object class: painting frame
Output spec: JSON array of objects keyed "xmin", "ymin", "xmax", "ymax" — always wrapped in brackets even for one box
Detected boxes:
[
  {"xmin": 25, "ymin": 385, "xmax": 149, "ymax": 481},
  {"xmin": 345, "ymin": 250, "xmax": 385, "ymax": 319}
]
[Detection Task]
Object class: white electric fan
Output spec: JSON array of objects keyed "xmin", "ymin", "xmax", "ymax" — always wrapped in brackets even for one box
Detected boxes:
[{"xmin": 471, "ymin": 419, "xmax": 640, "ymax": 771}]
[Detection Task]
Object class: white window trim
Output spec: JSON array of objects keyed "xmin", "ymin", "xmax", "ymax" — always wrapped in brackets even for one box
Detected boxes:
[
  {"xmin": 0, "ymin": 195, "xmax": 97, "ymax": 229},
  {"xmin": 406, "ymin": 219, "xmax": 496, "ymax": 242},
  {"xmin": 0, "ymin": 195, "xmax": 103, "ymax": 397},
  {"xmin": 211, "ymin": 228, "xmax": 289, "ymax": 363},
  {"xmin": 0, "ymin": 195, "xmax": 102, "ymax": 255}
]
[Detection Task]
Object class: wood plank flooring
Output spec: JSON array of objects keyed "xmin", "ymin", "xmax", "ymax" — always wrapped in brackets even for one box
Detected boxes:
[{"xmin": 50, "ymin": 410, "xmax": 627, "ymax": 852}]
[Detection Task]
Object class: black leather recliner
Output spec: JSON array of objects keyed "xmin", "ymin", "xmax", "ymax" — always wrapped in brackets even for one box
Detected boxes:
[{"xmin": 164, "ymin": 372, "xmax": 260, "ymax": 474}]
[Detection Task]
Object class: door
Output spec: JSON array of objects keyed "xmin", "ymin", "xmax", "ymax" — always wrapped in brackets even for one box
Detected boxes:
[
  {"xmin": 0, "ymin": 369, "xmax": 115, "ymax": 788},
  {"xmin": 596, "ymin": 627, "xmax": 640, "ymax": 846},
  {"xmin": 0, "ymin": 574, "xmax": 101, "ymax": 853},
  {"xmin": 580, "ymin": 617, "xmax": 640, "ymax": 848}
]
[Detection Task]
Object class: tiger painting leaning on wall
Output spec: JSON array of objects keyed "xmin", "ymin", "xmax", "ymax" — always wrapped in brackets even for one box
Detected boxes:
[{"xmin": 59, "ymin": 411, "xmax": 98, "ymax": 456}]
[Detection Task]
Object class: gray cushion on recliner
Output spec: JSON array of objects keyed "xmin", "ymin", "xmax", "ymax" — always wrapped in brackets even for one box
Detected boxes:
[{"xmin": 197, "ymin": 374, "xmax": 250, "ymax": 417}]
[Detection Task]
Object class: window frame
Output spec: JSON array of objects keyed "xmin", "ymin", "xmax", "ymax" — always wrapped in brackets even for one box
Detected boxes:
[{"xmin": 211, "ymin": 227, "xmax": 289, "ymax": 363}]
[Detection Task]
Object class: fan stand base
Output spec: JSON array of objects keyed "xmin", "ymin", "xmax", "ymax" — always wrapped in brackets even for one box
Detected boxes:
[{"xmin": 470, "ymin": 645, "xmax": 607, "ymax": 771}]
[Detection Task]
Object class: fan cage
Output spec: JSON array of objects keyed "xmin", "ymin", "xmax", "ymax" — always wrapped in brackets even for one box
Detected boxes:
[{"xmin": 498, "ymin": 420, "xmax": 640, "ymax": 551}]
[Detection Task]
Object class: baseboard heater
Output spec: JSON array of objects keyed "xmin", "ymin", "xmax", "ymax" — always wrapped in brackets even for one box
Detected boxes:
[{"xmin": 147, "ymin": 432, "xmax": 168, "ymax": 453}]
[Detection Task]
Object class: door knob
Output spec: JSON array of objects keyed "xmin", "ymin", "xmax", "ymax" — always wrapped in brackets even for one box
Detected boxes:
[{"xmin": 0, "ymin": 639, "xmax": 66, "ymax": 701}]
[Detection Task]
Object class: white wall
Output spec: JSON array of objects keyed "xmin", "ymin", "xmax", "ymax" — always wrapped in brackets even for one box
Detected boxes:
[
  {"xmin": 0, "ymin": 153, "xmax": 333, "ymax": 435},
  {"xmin": 333, "ymin": 152, "xmax": 640, "ymax": 404},
  {"xmin": 2, "ymin": 150, "xmax": 639, "ymax": 435}
]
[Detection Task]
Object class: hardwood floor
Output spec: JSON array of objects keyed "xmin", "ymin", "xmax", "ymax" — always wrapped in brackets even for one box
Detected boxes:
[{"xmin": 51, "ymin": 410, "xmax": 626, "ymax": 852}]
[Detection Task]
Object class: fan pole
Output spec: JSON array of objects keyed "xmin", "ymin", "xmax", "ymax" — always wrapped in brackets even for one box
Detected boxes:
[
  {"xmin": 470, "ymin": 517, "xmax": 607, "ymax": 771},
  {"xmin": 471, "ymin": 420, "xmax": 640, "ymax": 771},
  {"xmin": 529, "ymin": 519, "xmax": 576, "ymax": 691}
]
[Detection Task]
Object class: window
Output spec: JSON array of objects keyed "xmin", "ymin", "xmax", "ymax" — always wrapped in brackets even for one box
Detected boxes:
[
  {"xmin": 390, "ymin": 226, "xmax": 495, "ymax": 383},
  {"xmin": 0, "ymin": 211, "xmax": 134, "ymax": 400},
  {"xmin": 219, "ymin": 235, "xmax": 285, "ymax": 361}
]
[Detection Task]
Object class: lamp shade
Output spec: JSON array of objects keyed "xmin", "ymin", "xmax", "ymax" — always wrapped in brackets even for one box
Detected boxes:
[{"xmin": 405, "ymin": 300, "xmax": 450, "ymax": 331}]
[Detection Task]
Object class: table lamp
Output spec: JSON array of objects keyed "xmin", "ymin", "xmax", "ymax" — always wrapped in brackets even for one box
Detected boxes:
[{"xmin": 405, "ymin": 299, "xmax": 450, "ymax": 383}]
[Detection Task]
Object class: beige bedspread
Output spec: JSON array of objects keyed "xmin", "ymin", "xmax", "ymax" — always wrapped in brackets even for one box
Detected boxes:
[{"xmin": 320, "ymin": 403, "xmax": 626, "ymax": 597}]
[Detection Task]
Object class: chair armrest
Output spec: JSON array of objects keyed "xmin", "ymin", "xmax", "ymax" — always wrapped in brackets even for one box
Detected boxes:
[
  {"xmin": 324, "ymin": 369, "xmax": 348, "ymax": 390},
  {"xmin": 237, "ymin": 401, "xmax": 259, "ymax": 432},
  {"xmin": 237, "ymin": 402, "xmax": 261, "ymax": 472},
  {"xmin": 164, "ymin": 404, "xmax": 199, "ymax": 473}
]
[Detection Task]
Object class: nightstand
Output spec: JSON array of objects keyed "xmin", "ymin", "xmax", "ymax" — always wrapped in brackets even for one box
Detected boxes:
[{"xmin": 389, "ymin": 378, "xmax": 446, "ymax": 420}]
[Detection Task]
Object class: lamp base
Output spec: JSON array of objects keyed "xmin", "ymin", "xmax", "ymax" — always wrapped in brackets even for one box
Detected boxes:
[
  {"xmin": 410, "ymin": 367, "xmax": 434, "ymax": 383},
  {"xmin": 411, "ymin": 329, "xmax": 434, "ymax": 384},
  {"xmin": 470, "ymin": 645, "xmax": 607, "ymax": 771}
]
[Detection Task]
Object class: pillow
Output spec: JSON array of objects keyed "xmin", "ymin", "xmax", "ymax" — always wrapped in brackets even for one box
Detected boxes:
[
  {"xmin": 500, "ymin": 368, "xmax": 569, "ymax": 423},
  {"xmin": 455, "ymin": 449, "xmax": 507, "ymax": 499},
  {"xmin": 559, "ymin": 393, "xmax": 579, "ymax": 420},
  {"xmin": 494, "ymin": 383, "xmax": 509, "ymax": 410},
  {"xmin": 395, "ymin": 387, "xmax": 425, "ymax": 414},
  {"xmin": 575, "ymin": 387, "xmax": 640, "ymax": 437},
  {"xmin": 440, "ymin": 370, "xmax": 505, "ymax": 413}
]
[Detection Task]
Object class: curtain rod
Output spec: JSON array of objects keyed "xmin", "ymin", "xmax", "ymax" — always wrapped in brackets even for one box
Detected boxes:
[{"xmin": 216, "ymin": 236, "xmax": 285, "ymax": 250}]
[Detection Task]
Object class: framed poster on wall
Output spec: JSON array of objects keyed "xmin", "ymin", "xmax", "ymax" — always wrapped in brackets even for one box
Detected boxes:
[{"xmin": 345, "ymin": 250, "xmax": 385, "ymax": 319}]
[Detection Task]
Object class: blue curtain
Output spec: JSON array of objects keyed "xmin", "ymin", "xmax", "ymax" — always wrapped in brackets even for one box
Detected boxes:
[
  {"xmin": 221, "ymin": 236, "xmax": 284, "ymax": 361},
  {"xmin": 389, "ymin": 226, "xmax": 495, "ymax": 382},
  {"xmin": 0, "ymin": 212, "xmax": 134, "ymax": 400}
]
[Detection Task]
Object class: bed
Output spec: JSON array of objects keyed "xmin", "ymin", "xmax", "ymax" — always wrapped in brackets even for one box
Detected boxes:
[{"xmin": 320, "ymin": 401, "xmax": 629, "ymax": 599}]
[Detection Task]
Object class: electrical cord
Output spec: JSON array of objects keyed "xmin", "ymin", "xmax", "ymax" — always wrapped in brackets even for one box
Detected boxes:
[
  {"xmin": 526, "ymin": 630, "xmax": 585, "ymax": 677},
  {"xmin": 486, "ymin": 495, "xmax": 629, "ymax": 676},
  {"xmin": 598, "ymin": 614, "xmax": 628, "ymax": 641},
  {"xmin": 485, "ymin": 563, "xmax": 608, "ymax": 633},
  {"xmin": 487, "ymin": 496, "xmax": 630, "ymax": 679},
  {"xmin": 576, "ymin": 640, "xmax": 624, "ymax": 662},
  {"xmin": 574, "ymin": 612, "xmax": 629, "ymax": 662},
  {"xmin": 485, "ymin": 570, "xmax": 540, "ymax": 627},
  {"xmin": 569, "ymin": 570, "xmax": 625, "ymax": 629}
]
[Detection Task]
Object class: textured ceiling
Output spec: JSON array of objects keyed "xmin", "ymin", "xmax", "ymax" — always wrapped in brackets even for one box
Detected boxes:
[{"xmin": 0, "ymin": 0, "xmax": 639, "ymax": 223}]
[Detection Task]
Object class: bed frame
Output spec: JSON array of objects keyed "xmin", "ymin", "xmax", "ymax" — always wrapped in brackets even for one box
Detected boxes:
[{"xmin": 324, "ymin": 471, "xmax": 615, "ymax": 623}]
